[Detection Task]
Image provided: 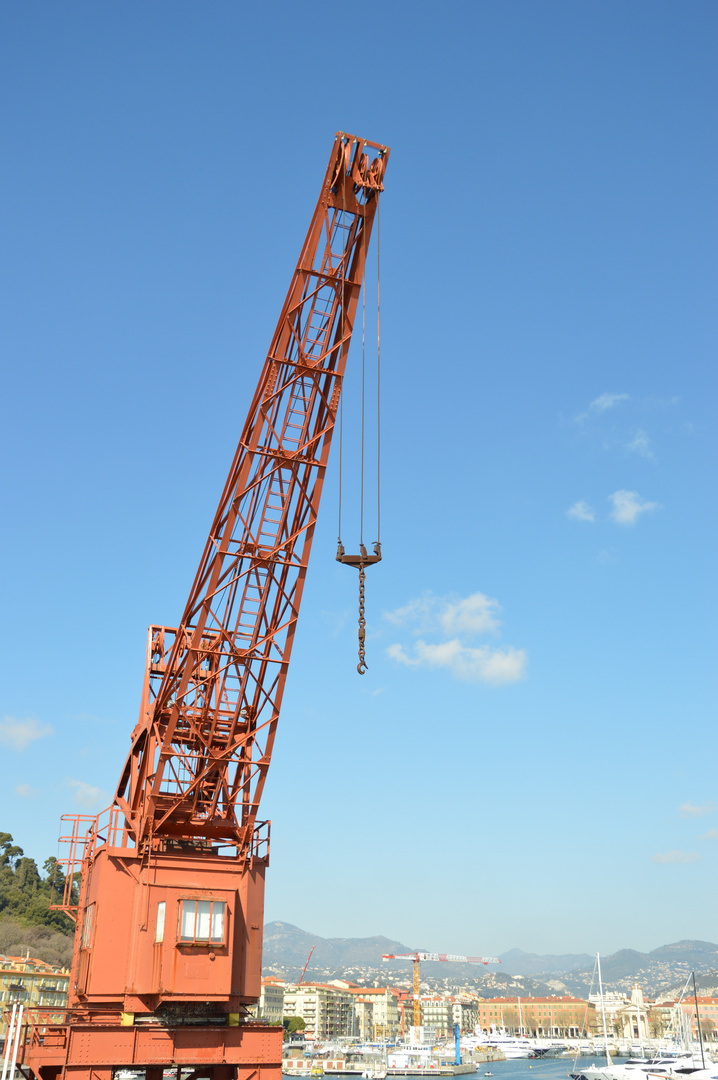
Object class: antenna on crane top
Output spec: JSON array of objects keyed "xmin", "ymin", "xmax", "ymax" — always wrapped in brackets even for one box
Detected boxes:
[{"xmin": 337, "ymin": 143, "xmax": 383, "ymax": 675}]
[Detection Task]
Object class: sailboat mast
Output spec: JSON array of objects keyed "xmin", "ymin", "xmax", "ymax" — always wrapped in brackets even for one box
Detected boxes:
[
  {"xmin": 597, "ymin": 953, "xmax": 611, "ymax": 1065},
  {"xmin": 692, "ymin": 972, "xmax": 706, "ymax": 1069}
]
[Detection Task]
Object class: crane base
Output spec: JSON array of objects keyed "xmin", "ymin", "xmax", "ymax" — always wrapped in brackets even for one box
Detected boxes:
[{"xmin": 20, "ymin": 1020, "xmax": 282, "ymax": 1080}]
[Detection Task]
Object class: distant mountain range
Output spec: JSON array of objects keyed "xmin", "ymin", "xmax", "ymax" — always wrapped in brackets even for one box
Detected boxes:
[{"xmin": 261, "ymin": 923, "xmax": 718, "ymax": 999}]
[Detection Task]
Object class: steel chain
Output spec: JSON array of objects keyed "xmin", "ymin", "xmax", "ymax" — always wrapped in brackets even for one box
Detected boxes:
[{"xmin": 357, "ymin": 564, "xmax": 367, "ymax": 674}]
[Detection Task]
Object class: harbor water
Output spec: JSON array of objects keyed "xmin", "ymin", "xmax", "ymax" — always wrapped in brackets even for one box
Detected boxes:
[
  {"xmin": 468, "ymin": 1059, "xmax": 617, "ymax": 1080},
  {"xmin": 281, "ymin": 1056, "xmax": 620, "ymax": 1079}
]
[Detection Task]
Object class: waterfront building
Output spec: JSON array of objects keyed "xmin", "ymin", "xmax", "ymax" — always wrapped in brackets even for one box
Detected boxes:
[
  {"xmin": 421, "ymin": 996, "xmax": 454, "ymax": 1037},
  {"xmin": 256, "ymin": 977, "xmax": 285, "ymax": 1024},
  {"xmin": 282, "ymin": 982, "xmax": 354, "ymax": 1039},
  {"xmin": 0, "ymin": 955, "xmax": 70, "ymax": 1042},
  {"xmin": 645, "ymin": 1001, "xmax": 676, "ymax": 1040},
  {"xmin": 452, "ymin": 997, "xmax": 479, "ymax": 1033},
  {"xmin": 682, "ymin": 998, "xmax": 718, "ymax": 1043},
  {"xmin": 404, "ymin": 994, "xmax": 478, "ymax": 1037},
  {"xmin": 391, "ymin": 987, "xmax": 412, "ymax": 1036},
  {"xmin": 346, "ymin": 986, "xmax": 400, "ymax": 1039},
  {"xmin": 477, "ymin": 996, "xmax": 592, "ymax": 1037},
  {"xmin": 589, "ymin": 985, "xmax": 649, "ymax": 1041}
]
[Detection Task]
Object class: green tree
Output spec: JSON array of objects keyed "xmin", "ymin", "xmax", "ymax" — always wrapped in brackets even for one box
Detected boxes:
[
  {"xmin": 15, "ymin": 857, "xmax": 42, "ymax": 894},
  {"xmin": 0, "ymin": 833, "xmax": 24, "ymax": 869},
  {"xmin": 283, "ymin": 1017, "xmax": 306, "ymax": 1034},
  {"xmin": 0, "ymin": 831, "xmax": 75, "ymax": 935}
]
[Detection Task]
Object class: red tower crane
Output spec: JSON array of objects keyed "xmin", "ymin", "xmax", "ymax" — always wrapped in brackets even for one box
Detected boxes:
[{"xmin": 13, "ymin": 132, "xmax": 389, "ymax": 1080}]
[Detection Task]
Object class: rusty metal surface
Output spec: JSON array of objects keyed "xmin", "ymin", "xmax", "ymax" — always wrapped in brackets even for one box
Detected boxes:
[{"xmin": 21, "ymin": 1013, "xmax": 282, "ymax": 1073}]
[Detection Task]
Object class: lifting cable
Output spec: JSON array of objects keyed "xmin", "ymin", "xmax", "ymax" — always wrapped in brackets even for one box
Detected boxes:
[
  {"xmin": 336, "ymin": 164, "xmax": 382, "ymax": 675},
  {"xmin": 337, "ymin": 159, "xmax": 345, "ymax": 551}
]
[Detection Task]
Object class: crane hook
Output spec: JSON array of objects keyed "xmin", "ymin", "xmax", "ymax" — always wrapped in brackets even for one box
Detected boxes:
[{"xmin": 336, "ymin": 541, "xmax": 382, "ymax": 675}]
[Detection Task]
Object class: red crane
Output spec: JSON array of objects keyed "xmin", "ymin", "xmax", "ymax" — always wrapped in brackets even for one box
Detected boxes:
[
  {"xmin": 14, "ymin": 132, "xmax": 389, "ymax": 1080},
  {"xmin": 297, "ymin": 946, "xmax": 315, "ymax": 986}
]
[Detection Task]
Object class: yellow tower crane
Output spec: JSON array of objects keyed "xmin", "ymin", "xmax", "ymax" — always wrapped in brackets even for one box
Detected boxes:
[{"xmin": 382, "ymin": 952, "xmax": 500, "ymax": 1029}]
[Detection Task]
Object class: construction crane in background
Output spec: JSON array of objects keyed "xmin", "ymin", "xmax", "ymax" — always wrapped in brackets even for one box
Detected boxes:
[
  {"xmin": 297, "ymin": 946, "xmax": 315, "ymax": 986},
  {"xmin": 9, "ymin": 132, "xmax": 389, "ymax": 1080},
  {"xmin": 382, "ymin": 952, "xmax": 500, "ymax": 1029}
]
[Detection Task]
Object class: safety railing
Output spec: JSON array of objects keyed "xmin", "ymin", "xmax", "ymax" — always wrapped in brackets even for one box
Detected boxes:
[
  {"xmin": 250, "ymin": 819, "xmax": 270, "ymax": 861},
  {"xmin": 1, "ymin": 1004, "xmax": 71, "ymax": 1071},
  {"xmin": 52, "ymin": 805, "xmax": 132, "ymax": 918}
]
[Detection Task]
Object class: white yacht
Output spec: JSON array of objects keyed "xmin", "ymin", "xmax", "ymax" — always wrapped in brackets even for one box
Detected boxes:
[
  {"xmin": 469, "ymin": 1028, "xmax": 533, "ymax": 1059},
  {"xmin": 386, "ymin": 1042, "xmax": 433, "ymax": 1070},
  {"xmin": 573, "ymin": 1053, "xmax": 713, "ymax": 1080}
]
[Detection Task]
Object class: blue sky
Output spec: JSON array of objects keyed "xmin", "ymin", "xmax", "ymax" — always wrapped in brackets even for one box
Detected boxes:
[{"xmin": 1, "ymin": 1, "xmax": 715, "ymax": 958}]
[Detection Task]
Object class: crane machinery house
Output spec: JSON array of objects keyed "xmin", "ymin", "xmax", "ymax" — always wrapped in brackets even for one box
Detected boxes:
[{"xmin": 9, "ymin": 132, "xmax": 389, "ymax": 1080}]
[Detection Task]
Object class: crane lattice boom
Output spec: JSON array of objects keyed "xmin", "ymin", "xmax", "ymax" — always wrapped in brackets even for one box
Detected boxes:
[
  {"xmin": 382, "ymin": 952, "xmax": 500, "ymax": 963},
  {"xmin": 114, "ymin": 133, "xmax": 389, "ymax": 857}
]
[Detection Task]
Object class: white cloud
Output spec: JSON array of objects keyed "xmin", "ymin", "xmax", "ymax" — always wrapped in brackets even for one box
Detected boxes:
[
  {"xmin": 385, "ymin": 595, "xmax": 439, "ymax": 629},
  {"xmin": 567, "ymin": 500, "xmax": 595, "ymax": 522},
  {"xmin": 701, "ymin": 829, "xmax": 718, "ymax": 840},
  {"xmin": 591, "ymin": 392, "xmax": 630, "ymax": 413},
  {"xmin": 14, "ymin": 783, "xmax": 38, "ymax": 797},
  {"xmin": 574, "ymin": 392, "xmax": 629, "ymax": 423},
  {"xmin": 385, "ymin": 591, "xmax": 501, "ymax": 636},
  {"xmin": 440, "ymin": 593, "xmax": 501, "ymax": 635},
  {"xmin": 627, "ymin": 428, "xmax": 655, "ymax": 460},
  {"xmin": 14, "ymin": 781, "xmax": 38, "ymax": 799},
  {"xmin": 0, "ymin": 716, "xmax": 53, "ymax": 750},
  {"xmin": 679, "ymin": 802, "xmax": 716, "ymax": 818},
  {"xmin": 609, "ymin": 489, "xmax": 659, "ymax": 526},
  {"xmin": 387, "ymin": 639, "xmax": 526, "ymax": 685},
  {"xmin": 67, "ymin": 779, "xmax": 109, "ymax": 810},
  {"xmin": 385, "ymin": 590, "xmax": 524, "ymax": 686},
  {"xmin": 651, "ymin": 850, "xmax": 702, "ymax": 865}
]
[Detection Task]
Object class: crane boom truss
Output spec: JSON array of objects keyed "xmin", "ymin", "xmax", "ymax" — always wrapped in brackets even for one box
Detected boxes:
[
  {"xmin": 383, "ymin": 952, "xmax": 500, "ymax": 963},
  {"xmin": 114, "ymin": 134, "xmax": 388, "ymax": 857}
]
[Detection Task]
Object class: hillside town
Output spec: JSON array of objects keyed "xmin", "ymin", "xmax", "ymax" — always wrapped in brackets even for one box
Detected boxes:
[
  {"xmin": 2, "ymin": 952, "xmax": 718, "ymax": 1049},
  {"xmin": 254, "ymin": 976, "xmax": 718, "ymax": 1043}
]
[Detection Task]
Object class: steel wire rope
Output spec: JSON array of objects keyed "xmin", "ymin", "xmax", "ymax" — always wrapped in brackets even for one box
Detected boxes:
[
  {"xmin": 334, "ymin": 148, "xmax": 384, "ymax": 676},
  {"xmin": 337, "ymin": 144, "xmax": 346, "ymax": 546},
  {"xmin": 356, "ymin": 190, "xmax": 368, "ymax": 676},
  {"xmin": 376, "ymin": 190, "xmax": 381, "ymax": 545},
  {"xmin": 360, "ymin": 197, "xmax": 366, "ymax": 547}
]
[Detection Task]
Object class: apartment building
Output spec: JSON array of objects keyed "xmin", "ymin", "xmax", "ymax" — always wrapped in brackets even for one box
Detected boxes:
[
  {"xmin": 347, "ymin": 987, "xmax": 400, "ymax": 1039},
  {"xmin": 282, "ymin": 983, "xmax": 354, "ymax": 1039},
  {"xmin": 452, "ymin": 998, "xmax": 479, "ymax": 1033},
  {"xmin": 410, "ymin": 995, "xmax": 478, "ymax": 1037},
  {"xmin": 256, "ymin": 977, "xmax": 285, "ymax": 1025},
  {"xmin": 682, "ymin": 998, "xmax": 718, "ymax": 1042},
  {"xmin": 421, "ymin": 996, "xmax": 454, "ymax": 1036},
  {"xmin": 0, "ymin": 956, "xmax": 70, "ymax": 1042}
]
